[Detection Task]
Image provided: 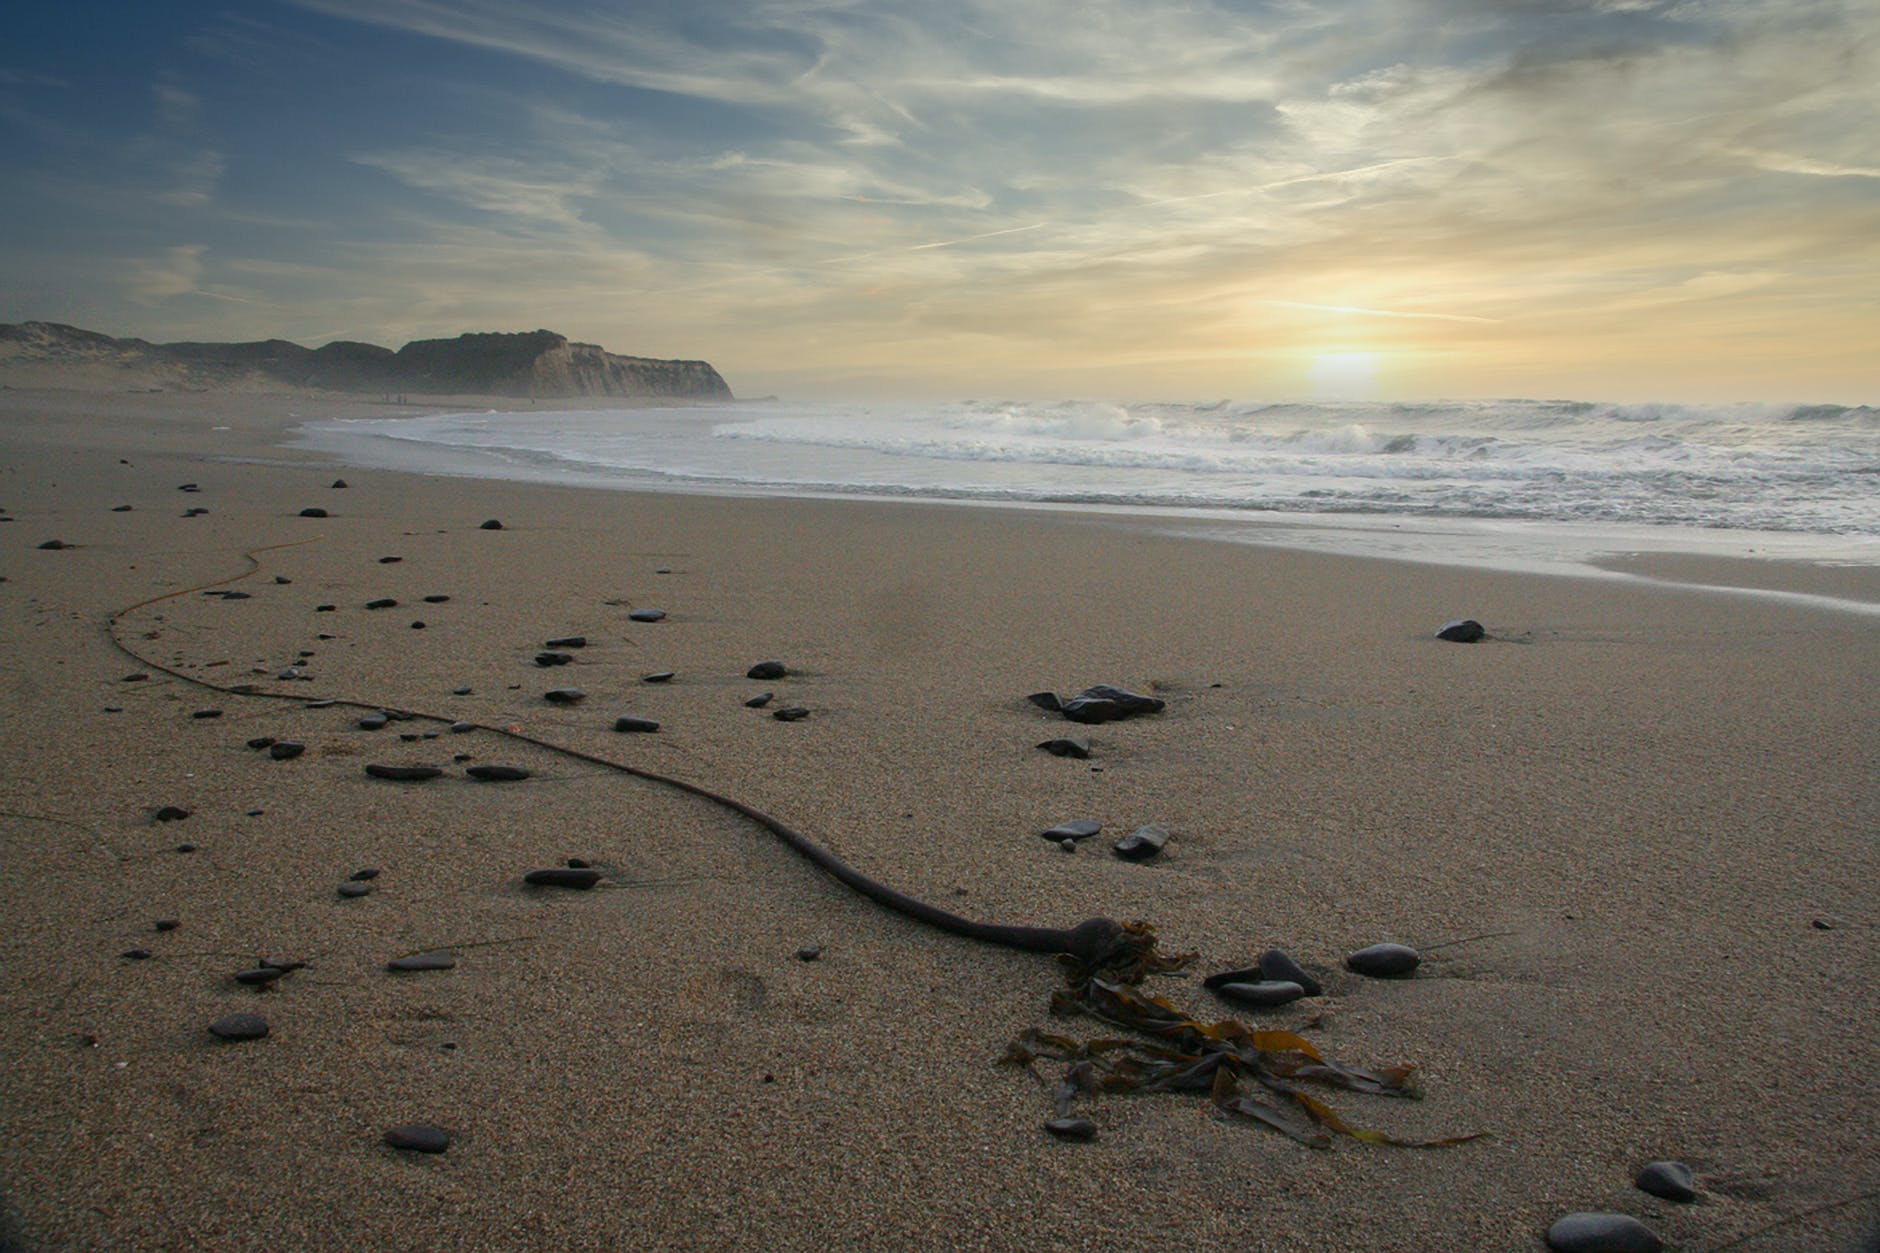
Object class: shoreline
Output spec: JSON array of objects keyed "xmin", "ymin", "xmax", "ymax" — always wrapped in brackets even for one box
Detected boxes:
[{"xmin": 2, "ymin": 385, "xmax": 1876, "ymax": 1251}]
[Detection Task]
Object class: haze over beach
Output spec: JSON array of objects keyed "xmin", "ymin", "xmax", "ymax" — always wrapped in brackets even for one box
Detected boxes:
[{"xmin": 1, "ymin": 4, "xmax": 1878, "ymax": 1253}]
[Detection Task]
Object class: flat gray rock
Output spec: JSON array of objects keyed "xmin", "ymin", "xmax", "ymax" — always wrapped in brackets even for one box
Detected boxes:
[
  {"xmin": 387, "ymin": 950, "xmax": 455, "ymax": 972},
  {"xmin": 384, "ymin": 1123, "xmax": 451, "ymax": 1153},
  {"xmin": 364, "ymin": 764, "xmax": 443, "ymax": 781},
  {"xmin": 524, "ymin": 867, "xmax": 603, "ymax": 889},
  {"xmin": 1634, "ymin": 1160, "xmax": 1697, "ymax": 1203},
  {"xmin": 1544, "ymin": 1213, "xmax": 1662, "ymax": 1253},
  {"xmin": 614, "ymin": 716, "xmax": 660, "ymax": 733},
  {"xmin": 1041, "ymin": 820, "xmax": 1101, "ymax": 841},
  {"xmin": 1214, "ymin": 980, "xmax": 1306, "ymax": 1009},
  {"xmin": 1112, "ymin": 823, "xmax": 1169, "ymax": 861},
  {"xmin": 1345, "ymin": 942, "xmax": 1421, "ymax": 978},
  {"xmin": 208, "ymin": 1013, "xmax": 269, "ymax": 1041},
  {"xmin": 627, "ymin": 608, "xmax": 667, "ymax": 622}
]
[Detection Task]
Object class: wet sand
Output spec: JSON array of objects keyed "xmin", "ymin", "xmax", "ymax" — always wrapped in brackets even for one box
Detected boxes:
[{"xmin": 1, "ymin": 388, "xmax": 1875, "ymax": 1251}]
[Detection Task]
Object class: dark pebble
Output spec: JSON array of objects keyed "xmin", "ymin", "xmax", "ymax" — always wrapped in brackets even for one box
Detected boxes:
[
  {"xmin": 747, "ymin": 660, "xmax": 787, "ymax": 680},
  {"xmin": 796, "ymin": 945, "xmax": 822, "ymax": 961},
  {"xmin": 331, "ymin": 479, "xmax": 348, "ymax": 489},
  {"xmin": 233, "ymin": 967, "xmax": 286, "ymax": 986},
  {"xmin": 627, "ymin": 608, "xmax": 666, "ymax": 622},
  {"xmin": 153, "ymin": 806, "xmax": 190, "ymax": 822},
  {"xmin": 524, "ymin": 867, "xmax": 603, "ymax": 889},
  {"xmin": 269, "ymin": 741, "xmax": 306, "ymax": 760},
  {"xmin": 642, "ymin": 671, "xmax": 675, "ymax": 683},
  {"xmin": 1044, "ymin": 1117, "xmax": 1098, "ymax": 1141},
  {"xmin": 174, "ymin": 843, "xmax": 197, "ymax": 853},
  {"xmin": 423, "ymin": 594, "xmax": 451, "ymax": 603},
  {"xmin": 154, "ymin": 918, "xmax": 180, "ymax": 932},
  {"xmin": 1041, "ymin": 820, "xmax": 1101, "ymax": 840},
  {"xmin": 307, "ymin": 699, "xmax": 337, "ymax": 707},
  {"xmin": 365, "ymin": 598, "xmax": 397, "ymax": 610},
  {"xmin": 1436, "ymin": 619, "xmax": 1486, "ymax": 643},
  {"xmin": 1112, "ymin": 823, "xmax": 1170, "ymax": 861},
  {"xmin": 1345, "ymin": 943, "xmax": 1421, "ymax": 978},
  {"xmin": 349, "ymin": 868, "xmax": 380, "ymax": 881},
  {"xmin": 378, "ymin": 556, "xmax": 402, "ymax": 564},
  {"xmin": 207, "ymin": 1013, "xmax": 269, "ymax": 1041},
  {"xmin": 1059, "ymin": 685, "xmax": 1165, "ymax": 724},
  {"xmin": 384, "ymin": 1123, "xmax": 451, "ymax": 1153},
  {"xmin": 299, "ymin": 507, "xmax": 328, "ymax": 518},
  {"xmin": 387, "ymin": 951, "xmax": 456, "ymax": 972},
  {"xmin": 1544, "ymin": 1213, "xmax": 1663, "ymax": 1253},
  {"xmin": 183, "ymin": 508, "xmax": 209, "ymax": 517},
  {"xmin": 1215, "ymin": 980, "xmax": 1307, "ymax": 1009},
  {"xmin": 465, "ymin": 765, "xmax": 530, "ymax": 781},
  {"xmin": 37, "ymin": 539, "xmax": 69, "ymax": 550},
  {"xmin": 358, "ymin": 712, "xmax": 390, "ymax": 730},
  {"xmin": 410, "ymin": 621, "xmax": 425, "ymax": 630},
  {"xmin": 261, "ymin": 957, "xmax": 306, "ymax": 972},
  {"xmin": 112, "ymin": 505, "xmax": 133, "ymax": 512},
  {"xmin": 337, "ymin": 882, "xmax": 373, "ymax": 898},
  {"xmin": 744, "ymin": 692, "xmax": 774, "ymax": 708},
  {"xmin": 190, "ymin": 709, "xmax": 223, "ymax": 719},
  {"xmin": 772, "ymin": 706, "xmax": 810, "ymax": 722},
  {"xmin": 315, "ymin": 604, "xmax": 336, "ymax": 612},
  {"xmin": 1026, "ymin": 691, "xmax": 1062, "ymax": 712},
  {"xmin": 449, "ymin": 721, "xmax": 475, "ymax": 733},
  {"xmin": 1038, "ymin": 737, "xmax": 1090, "ymax": 759},
  {"xmin": 534, "ymin": 652, "xmax": 573, "ymax": 667},
  {"xmin": 543, "ymin": 688, "xmax": 586, "ymax": 704},
  {"xmin": 1634, "ymin": 1160, "xmax": 1698, "ymax": 1203},
  {"xmin": 479, "ymin": 519, "xmax": 503, "ymax": 530},
  {"xmin": 451, "ymin": 686, "xmax": 472, "ymax": 695},
  {"xmin": 121, "ymin": 949, "xmax": 152, "ymax": 960},
  {"xmin": 221, "ymin": 591, "xmax": 251, "ymax": 600},
  {"xmin": 545, "ymin": 636, "xmax": 586, "ymax": 648},
  {"xmin": 123, "ymin": 673, "xmax": 149, "ymax": 682},
  {"xmin": 566, "ymin": 858, "xmax": 591, "ymax": 869},
  {"xmin": 364, "ymin": 763, "xmax": 443, "ymax": 781},
  {"xmin": 1257, "ymin": 949, "xmax": 1324, "ymax": 997},
  {"xmin": 275, "ymin": 576, "xmax": 291, "ymax": 584},
  {"xmin": 178, "ymin": 483, "xmax": 200, "ymax": 492},
  {"xmin": 613, "ymin": 716, "xmax": 660, "ymax": 733},
  {"xmin": 247, "ymin": 736, "xmax": 277, "ymax": 749}
]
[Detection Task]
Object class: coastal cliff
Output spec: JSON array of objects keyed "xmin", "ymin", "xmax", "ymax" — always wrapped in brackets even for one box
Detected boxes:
[{"xmin": 0, "ymin": 322, "xmax": 733, "ymax": 399}]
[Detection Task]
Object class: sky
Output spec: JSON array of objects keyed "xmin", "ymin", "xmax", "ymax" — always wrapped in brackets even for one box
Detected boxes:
[{"xmin": 1, "ymin": 0, "xmax": 1876, "ymax": 402}]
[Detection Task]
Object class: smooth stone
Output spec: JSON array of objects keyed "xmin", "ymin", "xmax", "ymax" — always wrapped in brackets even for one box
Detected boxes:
[
  {"xmin": 465, "ymin": 765, "xmax": 530, "ymax": 781},
  {"xmin": 1044, "ymin": 1117, "xmax": 1097, "ymax": 1141},
  {"xmin": 1437, "ymin": 619, "xmax": 1486, "ymax": 643},
  {"xmin": 796, "ymin": 945, "xmax": 822, "ymax": 961},
  {"xmin": 1059, "ymin": 839, "xmax": 1077, "ymax": 853},
  {"xmin": 423, "ymin": 594, "xmax": 450, "ymax": 603},
  {"xmin": 1025, "ymin": 691, "xmax": 1062, "ymax": 712},
  {"xmin": 1038, "ymin": 737, "xmax": 1091, "ymax": 759},
  {"xmin": 524, "ymin": 867, "xmax": 603, "ymax": 889},
  {"xmin": 269, "ymin": 741, "xmax": 306, "ymax": 760},
  {"xmin": 37, "ymin": 539, "xmax": 69, "ymax": 550},
  {"xmin": 747, "ymin": 660, "xmax": 787, "ymax": 680},
  {"xmin": 207, "ymin": 1013, "xmax": 269, "ymax": 1041},
  {"xmin": 566, "ymin": 858, "xmax": 591, "ymax": 869},
  {"xmin": 409, "ymin": 621, "xmax": 425, "ymax": 630},
  {"xmin": 1544, "ymin": 1213, "xmax": 1663, "ymax": 1253},
  {"xmin": 451, "ymin": 686, "xmax": 472, "ymax": 695},
  {"xmin": 112, "ymin": 505, "xmax": 133, "ymax": 512},
  {"xmin": 247, "ymin": 736, "xmax": 277, "ymax": 749},
  {"xmin": 744, "ymin": 692, "xmax": 774, "ymax": 708},
  {"xmin": 543, "ymin": 688, "xmax": 586, "ymax": 704},
  {"xmin": 315, "ymin": 604, "xmax": 336, "ymax": 612},
  {"xmin": 1634, "ymin": 1160, "xmax": 1698, "ymax": 1203},
  {"xmin": 364, "ymin": 764, "xmax": 443, "ymax": 781},
  {"xmin": 220, "ymin": 592, "xmax": 251, "ymax": 600},
  {"xmin": 122, "ymin": 948, "xmax": 152, "ymax": 960},
  {"xmin": 123, "ymin": 673, "xmax": 150, "ymax": 682},
  {"xmin": 337, "ymin": 882, "xmax": 373, "ymax": 898},
  {"xmin": 534, "ymin": 652, "xmax": 573, "ymax": 667},
  {"xmin": 175, "ymin": 843, "xmax": 197, "ymax": 853},
  {"xmin": 384, "ymin": 1123, "xmax": 451, "ymax": 1153},
  {"xmin": 331, "ymin": 479, "xmax": 348, "ymax": 488},
  {"xmin": 178, "ymin": 483, "xmax": 200, "ymax": 492},
  {"xmin": 1345, "ymin": 943, "xmax": 1421, "ymax": 978},
  {"xmin": 386, "ymin": 951, "xmax": 455, "ymax": 972},
  {"xmin": 261, "ymin": 957, "xmax": 306, "ymax": 972},
  {"xmin": 449, "ymin": 721, "xmax": 475, "ymax": 733},
  {"xmin": 298, "ymin": 507, "xmax": 328, "ymax": 518},
  {"xmin": 613, "ymin": 716, "xmax": 660, "ymax": 733},
  {"xmin": 1215, "ymin": 980, "xmax": 1307, "ymax": 1009},
  {"xmin": 544, "ymin": 636, "xmax": 586, "ymax": 648},
  {"xmin": 627, "ymin": 608, "xmax": 667, "ymax": 622},
  {"xmin": 274, "ymin": 576, "xmax": 291, "ymax": 584},
  {"xmin": 642, "ymin": 671, "xmax": 675, "ymax": 683},
  {"xmin": 1112, "ymin": 823, "xmax": 1170, "ymax": 861},
  {"xmin": 349, "ymin": 868, "xmax": 380, "ymax": 880},
  {"xmin": 378, "ymin": 556, "xmax": 402, "ymax": 564},
  {"xmin": 191, "ymin": 709, "xmax": 223, "ymax": 719},
  {"xmin": 307, "ymin": 699, "xmax": 338, "ymax": 707},
  {"xmin": 1041, "ymin": 820, "xmax": 1101, "ymax": 840},
  {"xmin": 153, "ymin": 806, "xmax": 190, "ymax": 822},
  {"xmin": 772, "ymin": 707, "xmax": 810, "ymax": 722},
  {"xmin": 365, "ymin": 598, "xmax": 397, "ymax": 609},
  {"xmin": 1060, "ymin": 685, "xmax": 1165, "ymax": 724},
  {"xmin": 1257, "ymin": 949, "xmax": 1324, "ymax": 997},
  {"xmin": 233, "ymin": 967, "xmax": 285, "ymax": 986},
  {"xmin": 479, "ymin": 519, "xmax": 503, "ymax": 530},
  {"xmin": 183, "ymin": 507, "xmax": 209, "ymax": 516},
  {"xmin": 154, "ymin": 919, "xmax": 180, "ymax": 932}
]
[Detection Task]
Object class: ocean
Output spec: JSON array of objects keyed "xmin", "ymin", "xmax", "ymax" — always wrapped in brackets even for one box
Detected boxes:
[{"xmin": 292, "ymin": 396, "xmax": 1879, "ymax": 606}]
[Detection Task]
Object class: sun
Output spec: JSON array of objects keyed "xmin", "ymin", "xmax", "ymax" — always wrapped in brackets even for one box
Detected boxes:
[{"xmin": 1306, "ymin": 351, "xmax": 1380, "ymax": 399}]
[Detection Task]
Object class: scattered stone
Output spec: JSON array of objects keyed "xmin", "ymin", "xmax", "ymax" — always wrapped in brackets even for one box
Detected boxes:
[
  {"xmin": 178, "ymin": 483, "xmax": 200, "ymax": 493},
  {"xmin": 298, "ymin": 507, "xmax": 328, "ymax": 518},
  {"xmin": 1436, "ymin": 619, "xmax": 1486, "ymax": 643},
  {"xmin": 1812, "ymin": 917, "xmax": 1838, "ymax": 930},
  {"xmin": 1634, "ymin": 1161, "xmax": 1698, "ymax": 1203},
  {"xmin": 796, "ymin": 945, "xmax": 822, "ymax": 962},
  {"xmin": 175, "ymin": 843, "xmax": 197, "ymax": 854},
  {"xmin": 613, "ymin": 716, "xmax": 660, "ymax": 733},
  {"xmin": 269, "ymin": 741, "xmax": 306, "ymax": 760},
  {"xmin": 566, "ymin": 858, "xmax": 591, "ymax": 869},
  {"xmin": 183, "ymin": 507, "xmax": 209, "ymax": 517},
  {"xmin": 247, "ymin": 736, "xmax": 277, "ymax": 749},
  {"xmin": 1112, "ymin": 823, "xmax": 1170, "ymax": 861},
  {"xmin": 308, "ymin": 699, "xmax": 337, "ymax": 707},
  {"xmin": 331, "ymin": 479, "xmax": 348, "ymax": 489},
  {"xmin": 410, "ymin": 621, "xmax": 425, "ymax": 630},
  {"xmin": 1025, "ymin": 691, "xmax": 1062, "ymax": 712},
  {"xmin": 220, "ymin": 592, "xmax": 251, "ymax": 600},
  {"xmin": 123, "ymin": 673, "xmax": 149, "ymax": 682},
  {"xmin": 112, "ymin": 505, "xmax": 133, "ymax": 512},
  {"xmin": 423, "ymin": 594, "xmax": 451, "ymax": 603},
  {"xmin": 1044, "ymin": 1117, "xmax": 1098, "ymax": 1141},
  {"xmin": 1041, "ymin": 820, "xmax": 1101, "ymax": 841},
  {"xmin": 153, "ymin": 806, "xmax": 190, "ymax": 823},
  {"xmin": 449, "ymin": 721, "xmax": 475, "ymax": 733},
  {"xmin": 744, "ymin": 692, "xmax": 774, "ymax": 708},
  {"xmin": 1058, "ymin": 685, "xmax": 1165, "ymax": 724},
  {"xmin": 1544, "ymin": 1213, "xmax": 1663, "ymax": 1253},
  {"xmin": 524, "ymin": 867, "xmax": 603, "ymax": 889},
  {"xmin": 655, "ymin": 566, "xmax": 672, "ymax": 574},
  {"xmin": 364, "ymin": 764, "xmax": 443, "ymax": 781},
  {"xmin": 1257, "ymin": 949, "xmax": 1324, "ymax": 997},
  {"xmin": 337, "ymin": 882, "xmax": 373, "ymax": 898},
  {"xmin": 121, "ymin": 949, "xmax": 152, "ymax": 960},
  {"xmin": 207, "ymin": 1013, "xmax": 269, "ymax": 1041},
  {"xmin": 154, "ymin": 919, "xmax": 180, "ymax": 932},
  {"xmin": 190, "ymin": 708, "xmax": 223, "ymax": 719},
  {"xmin": 315, "ymin": 604, "xmax": 336, "ymax": 612},
  {"xmin": 387, "ymin": 951, "xmax": 455, "ymax": 972},
  {"xmin": 642, "ymin": 671, "xmax": 675, "ymax": 683},
  {"xmin": 479, "ymin": 519, "xmax": 503, "ymax": 530},
  {"xmin": 260, "ymin": 957, "xmax": 306, "ymax": 972},
  {"xmin": 349, "ymin": 868, "xmax": 380, "ymax": 881},
  {"xmin": 1215, "ymin": 980, "xmax": 1307, "ymax": 1009},
  {"xmin": 274, "ymin": 576, "xmax": 291, "ymax": 584},
  {"xmin": 384, "ymin": 1123, "xmax": 451, "ymax": 1153},
  {"xmin": 627, "ymin": 608, "xmax": 667, "ymax": 622},
  {"xmin": 365, "ymin": 598, "xmax": 397, "ymax": 610},
  {"xmin": 1060, "ymin": 839, "xmax": 1077, "ymax": 853},
  {"xmin": 545, "ymin": 636, "xmax": 586, "ymax": 648},
  {"xmin": 37, "ymin": 540, "xmax": 69, "ymax": 550},
  {"xmin": 465, "ymin": 765, "xmax": 530, "ymax": 781},
  {"xmin": 772, "ymin": 707, "xmax": 810, "ymax": 722},
  {"xmin": 543, "ymin": 688, "xmax": 586, "ymax": 705},
  {"xmin": 233, "ymin": 967, "xmax": 286, "ymax": 986},
  {"xmin": 358, "ymin": 712, "xmax": 390, "ymax": 730},
  {"xmin": 1345, "ymin": 943, "xmax": 1421, "ymax": 978},
  {"xmin": 451, "ymin": 685, "xmax": 472, "ymax": 695},
  {"xmin": 534, "ymin": 652, "xmax": 573, "ymax": 667},
  {"xmin": 747, "ymin": 660, "xmax": 788, "ymax": 680},
  {"xmin": 1038, "ymin": 737, "xmax": 1091, "ymax": 759}
]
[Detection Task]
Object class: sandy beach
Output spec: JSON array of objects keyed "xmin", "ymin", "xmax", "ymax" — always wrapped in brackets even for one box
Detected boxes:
[{"xmin": 1, "ymin": 387, "xmax": 1875, "ymax": 1251}]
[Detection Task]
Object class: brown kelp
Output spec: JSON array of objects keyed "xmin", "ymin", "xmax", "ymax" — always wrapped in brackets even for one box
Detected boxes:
[{"xmin": 1002, "ymin": 922, "xmax": 1482, "ymax": 1149}]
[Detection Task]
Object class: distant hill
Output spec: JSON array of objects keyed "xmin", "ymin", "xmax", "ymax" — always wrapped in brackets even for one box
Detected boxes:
[{"xmin": 0, "ymin": 322, "xmax": 733, "ymax": 399}]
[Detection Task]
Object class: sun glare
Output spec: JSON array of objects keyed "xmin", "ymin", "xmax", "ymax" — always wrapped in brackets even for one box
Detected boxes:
[{"xmin": 1306, "ymin": 351, "xmax": 1380, "ymax": 399}]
